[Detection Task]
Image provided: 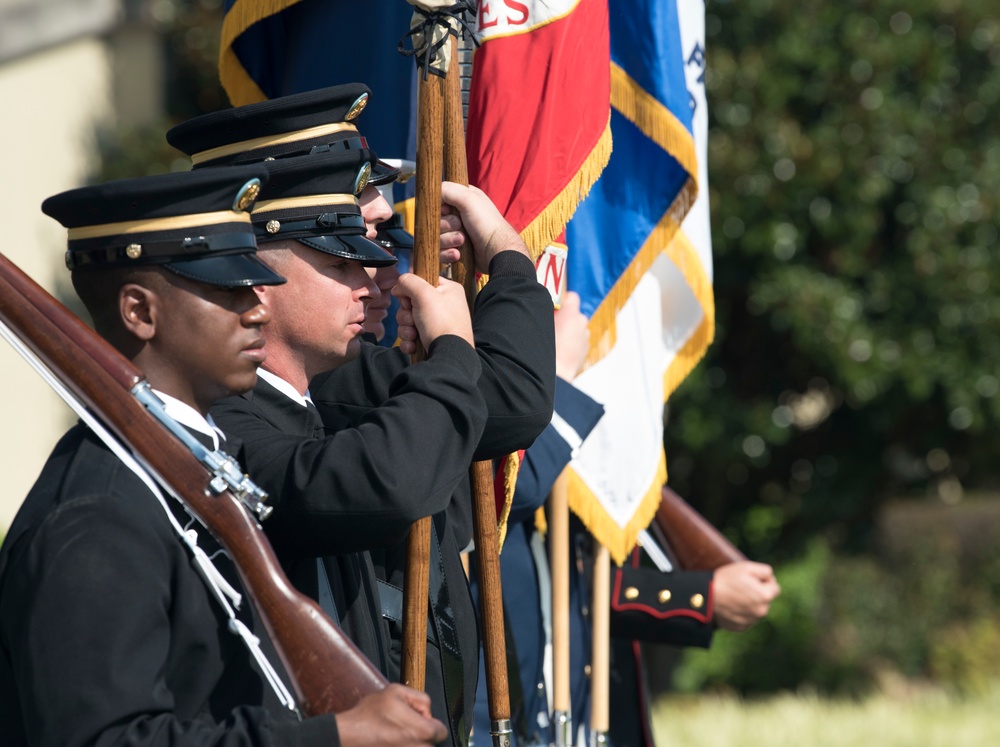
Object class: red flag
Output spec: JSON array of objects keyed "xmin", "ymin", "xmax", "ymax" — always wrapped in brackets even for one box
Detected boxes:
[{"xmin": 466, "ymin": 0, "xmax": 611, "ymax": 259}]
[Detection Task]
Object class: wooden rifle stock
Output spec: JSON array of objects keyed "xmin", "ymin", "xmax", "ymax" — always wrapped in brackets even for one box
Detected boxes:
[
  {"xmin": 0, "ymin": 251, "xmax": 386, "ymax": 715},
  {"xmin": 654, "ymin": 486, "xmax": 746, "ymax": 570}
]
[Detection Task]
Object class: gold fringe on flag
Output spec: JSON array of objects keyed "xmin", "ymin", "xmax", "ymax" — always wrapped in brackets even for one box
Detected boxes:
[
  {"xmin": 582, "ymin": 179, "xmax": 695, "ymax": 368},
  {"xmin": 566, "ymin": 449, "xmax": 667, "ymax": 567},
  {"xmin": 518, "ymin": 117, "xmax": 613, "ymax": 261},
  {"xmin": 555, "ymin": 64, "xmax": 710, "ymax": 566},
  {"xmin": 219, "ymin": 0, "xmax": 304, "ymax": 107},
  {"xmin": 610, "ymin": 63, "xmax": 698, "ymax": 179},
  {"xmin": 579, "ymin": 65, "xmax": 701, "ymax": 368},
  {"xmin": 662, "ymin": 230, "xmax": 715, "ymax": 398}
]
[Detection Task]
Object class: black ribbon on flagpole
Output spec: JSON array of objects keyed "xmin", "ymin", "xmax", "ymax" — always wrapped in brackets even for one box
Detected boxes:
[{"xmin": 397, "ymin": 1, "xmax": 479, "ymax": 79}]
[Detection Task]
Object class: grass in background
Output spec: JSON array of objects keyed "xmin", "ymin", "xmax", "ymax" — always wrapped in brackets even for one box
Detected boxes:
[{"xmin": 651, "ymin": 687, "xmax": 1000, "ymax": 747}]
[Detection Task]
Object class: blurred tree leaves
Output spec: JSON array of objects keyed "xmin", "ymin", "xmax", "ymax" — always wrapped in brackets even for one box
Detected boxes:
[
  {"xmin": 664, "ymin": 1, "xmax": 1000, "ymax": 560},
  {"xmin": 96, "ymin": 0, "xmax": 227, "ymax": 181}
]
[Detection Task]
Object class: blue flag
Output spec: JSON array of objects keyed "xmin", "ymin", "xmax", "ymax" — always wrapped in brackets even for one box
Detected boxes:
[
  {"xmin": 220, "ymin": 0, "xmax": 418, "ymax": 186},
  {"xmin": 562, "ymin": 0, "xmax": 713, "ymax": 564}
]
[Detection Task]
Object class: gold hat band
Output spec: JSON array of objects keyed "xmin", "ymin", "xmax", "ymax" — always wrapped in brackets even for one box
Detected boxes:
[
  {"xmin": 252, "ymin": 193, "xmax": 358, "ymax": 215},
  {"xmin": 67, "ymin": 210, "xmax": 252, "ymax": 241},
  {"xmin": 190, "ymin": 122, "xmax": 359, "ymax": 165}
]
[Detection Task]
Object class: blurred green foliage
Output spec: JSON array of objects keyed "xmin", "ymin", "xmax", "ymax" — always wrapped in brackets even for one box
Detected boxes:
[
  {"xmin": 673, "ymin": 522, "xmax": 1000, "ymax": 695},
  {"xmin": 95, "ymin": 0, "xmax": 227, "ymax": 182},
  {"xmin": 664, "ymin": 0, "xmax": 1000, "ymax": 563}
]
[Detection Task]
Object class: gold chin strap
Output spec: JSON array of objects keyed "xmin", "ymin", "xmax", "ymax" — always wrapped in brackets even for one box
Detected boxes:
[
  {"xmin": 67, "ymin": 211, "xmax": 251, "ymax": 241},
  {"xmin": 190, "ymin": 122, "xmax": 358, "ymax": 165}
]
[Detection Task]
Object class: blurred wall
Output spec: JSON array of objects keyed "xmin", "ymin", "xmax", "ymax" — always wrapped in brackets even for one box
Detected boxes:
[
  {"xmin": 0, "ymin": 37, "xmax": 113, "ymax": 531},
  {"xmin": 0, "ymin": 0, "xmax": 164, "ymax": 532}
]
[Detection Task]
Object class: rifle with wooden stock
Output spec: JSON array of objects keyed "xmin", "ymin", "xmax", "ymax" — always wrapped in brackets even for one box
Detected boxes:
[
  {"xmin": 0, "ymin": 250, "xmax": 387, "ymax": 716},
  {"xmin": 650, "ymin": 485, "xmax": 746, "ymax": 571}
]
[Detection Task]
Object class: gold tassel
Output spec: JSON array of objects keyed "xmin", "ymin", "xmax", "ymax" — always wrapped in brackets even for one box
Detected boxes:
[
  {"xmin": 534, "ymin": 505, "xmax": 548, "ymax": 537},
  {"xmin": 495, "ymin": 450, "xmax": 521, "ymax": 551}
]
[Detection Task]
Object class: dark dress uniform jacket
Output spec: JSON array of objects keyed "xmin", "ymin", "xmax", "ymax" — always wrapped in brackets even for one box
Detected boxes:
[
  {"xmin": 472, "ymin": 379, "xmax": 714, "ymax": 747},
  {"xmin": 0, "ymin": 425, "xmax": 337, "ymax": 747},
  {"xmin": 213, "ymin": 377, "xmax": 394, "ymax": 674},
  {"xmin": 214, "ymin": 250, "xmax": 556, "ymax": 747},
  {"xmin": 310, "ymin": 251, "xmax": 555, "ymax": 747}
]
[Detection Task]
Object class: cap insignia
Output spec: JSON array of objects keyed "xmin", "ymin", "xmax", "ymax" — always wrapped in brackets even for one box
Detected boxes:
[
  {"xmin": 346, "ymin": 93, "xmax": 369, "ymax": 121},
  {"xmin": 126, "ymin": 243, "xmax": 143, "ymax": 259},
  {"xmin": 354, "ymin": 162, "xmax": 372, "ymax": 196},
  {"xmin": 233, "ymin": 178, "xmax": 262, "ymax": 212}
]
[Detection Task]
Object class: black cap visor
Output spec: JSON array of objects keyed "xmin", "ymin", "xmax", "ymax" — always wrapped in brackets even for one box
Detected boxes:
[
  {"xmin": 369, "ymin": 159, "xmax": 401, "ymax": 186},
  {"xmin": 298, "ymin": 232, "xmax": 398, "ymax": 267},
  {"xmin": 376, "ymin": 224, "xmax": 414, "ymax": 251},
  {"xmin": 166, "ymin": 252, "xmax": 286, "ymax": 287}
]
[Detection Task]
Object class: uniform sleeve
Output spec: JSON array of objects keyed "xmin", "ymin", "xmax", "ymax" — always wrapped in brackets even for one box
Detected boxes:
[
  {"xmin": 216, "ymin": 336, "xmax": 489, "ymax": 557},
  {"xmin": 609, "ymin": 565, "xmax": 715, "ymax": 649},
  {"xmin": 507, "ymin": 378, "xmax": 605, "ymax": 524},
  {"xmin": 311, "ymin": 250, "xmax": 556, "ymax": 462},
  {"xmin": 468, "ymin": 251, "xmax": 556, "ymax": 459},
  {"xmin": 0, "ymin": 494, "xmax": 338, "ymax": 747}
]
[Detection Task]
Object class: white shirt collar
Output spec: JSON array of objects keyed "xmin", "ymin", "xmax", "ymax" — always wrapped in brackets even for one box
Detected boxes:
[
  {"xmin": 153, "ymin": 389, "xmax": 223, "ymax": 450},
  {"xmin": 256, "ymin": 368, "xmax": 312, "ymax": 408}
]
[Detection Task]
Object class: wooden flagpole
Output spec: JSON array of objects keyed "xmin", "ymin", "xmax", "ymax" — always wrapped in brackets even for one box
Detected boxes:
[
  {"xmin": 442, "ymin": 33, "xmax": 513, "ymax": 747},
  {"xmin": 549, "ymin": 471, "xmax": 573, "ymax": 747},
  {"xmin": 401, "ymin": 47, "xmax": 446, "ymax": 692},
  {"xmin": 589, "ymin": 542, "xmax": 610, "ymax": 747}
]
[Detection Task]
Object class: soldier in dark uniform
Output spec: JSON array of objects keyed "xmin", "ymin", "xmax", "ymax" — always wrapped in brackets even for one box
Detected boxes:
[
  {"xmin": 0, "ymin": 166, "xmax": 448, "ymax": 747},
  {"xmin": 472, "ymin": 292, "xmax": 780, "ymax": 747},
  {"xmin": 166, "ymin": 84, "xmax": 556, "ymax": 747}
]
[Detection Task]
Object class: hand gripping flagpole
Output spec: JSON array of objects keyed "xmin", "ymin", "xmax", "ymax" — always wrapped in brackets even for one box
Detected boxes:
[{"xmin": 400, "ymin": 4, "xmax": 511, "ymax": 744}]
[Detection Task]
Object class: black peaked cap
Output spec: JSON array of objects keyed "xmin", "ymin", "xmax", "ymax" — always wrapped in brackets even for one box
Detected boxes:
[
  {"xmin": 375, "ymin": 213, "xmax": 414, "ymax": 252},
  {"xmin": 43, "ymin": 165, "xmax": 285, "ymax": 287},
  {"xmin": 166, "ymin": 83, "xmax": 399, "ymax": 185},
  {"xmin": 252, "ymin": 150, "xmax": 396, "ymax": 268}
]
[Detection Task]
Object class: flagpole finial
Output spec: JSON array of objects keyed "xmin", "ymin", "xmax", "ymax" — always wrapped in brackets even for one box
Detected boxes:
[{"xmin": 398, "ymin": 1, "xmax": 479, "ymax": 80}]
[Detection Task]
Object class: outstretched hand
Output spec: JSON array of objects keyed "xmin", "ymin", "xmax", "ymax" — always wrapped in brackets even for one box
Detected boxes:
[
  {"xmin": 712, "ymin": 561, "xmax": 781, "ymax": 632},
  {"xmin": 336, "ymin": 684, "xmax": 448, "ymax": 747}
]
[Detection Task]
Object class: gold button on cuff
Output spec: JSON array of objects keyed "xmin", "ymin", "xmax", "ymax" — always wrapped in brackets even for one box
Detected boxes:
[
  {"xmin": 690, "ymin": 593, "xmax": 705, "ymax": 609},
  {"xmin": 584, "ymin": 664, "xmax": 592, "ymax": 677},
  {"xmin": 624, "ymin": 586, "xmax": 640, "ymax": 600},
  {"xmin": 658, "ymin": 590, "xmax": 672, "ymax": 604}
]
